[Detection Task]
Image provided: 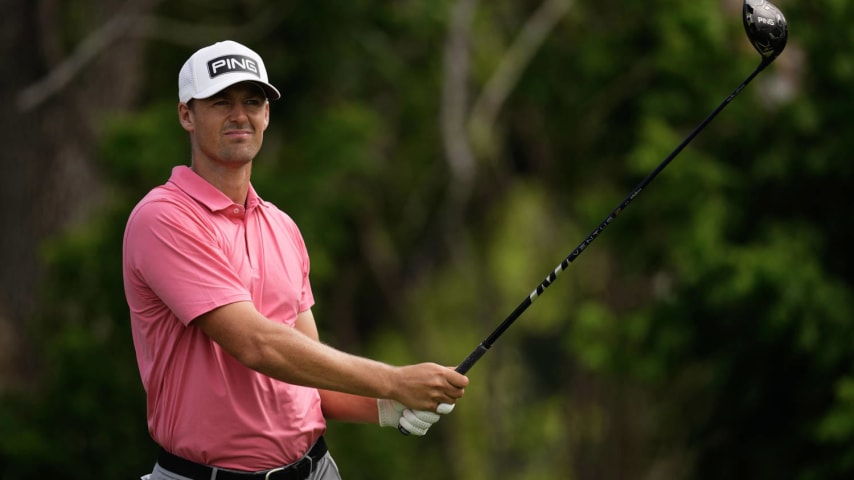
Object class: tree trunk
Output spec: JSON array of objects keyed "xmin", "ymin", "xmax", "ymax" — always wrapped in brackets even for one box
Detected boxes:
[{"xmin": 0, "ymin": 0, "xmax": 154, "ymax": 391}]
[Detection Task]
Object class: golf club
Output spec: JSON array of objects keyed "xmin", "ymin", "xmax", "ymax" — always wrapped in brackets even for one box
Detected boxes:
[
  {"xmin": 452, "ymin": 0, "xmax": 789, "ymax": 377},
  {"xmin": 400, "ymin": 0, "xmax": 788, "ymax": 435}
]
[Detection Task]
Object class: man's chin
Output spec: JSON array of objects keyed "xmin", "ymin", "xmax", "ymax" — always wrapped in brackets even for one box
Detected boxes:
[{"xmin": 220, "ymin": 149, "xmax": 260, "ymax": 165}]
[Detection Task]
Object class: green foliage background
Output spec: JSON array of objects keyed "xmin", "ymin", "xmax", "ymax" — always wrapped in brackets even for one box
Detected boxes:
[{"xmin": 3, "ymin": 0, "xmax": 854, "ymax": 479}]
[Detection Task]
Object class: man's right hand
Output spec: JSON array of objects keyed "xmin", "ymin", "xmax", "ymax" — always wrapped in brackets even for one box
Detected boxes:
[{"xmin": 389, "ymin": 363, "xmax": 468, "ymax": 412}]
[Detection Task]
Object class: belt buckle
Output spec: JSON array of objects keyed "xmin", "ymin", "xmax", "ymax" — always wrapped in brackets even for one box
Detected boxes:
[
  {"xmin": 264, "ymin": 456, "xmax": 313, "ymax": 480},
  {"xmin": 265, "ymin": 467, "xmax": 286, "ymax": 480}
]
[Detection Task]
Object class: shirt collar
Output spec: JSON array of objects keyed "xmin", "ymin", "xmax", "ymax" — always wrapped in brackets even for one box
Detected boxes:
[{"xmin": 168, "ymin": 165, "xmax": 262, "ymax": 213}]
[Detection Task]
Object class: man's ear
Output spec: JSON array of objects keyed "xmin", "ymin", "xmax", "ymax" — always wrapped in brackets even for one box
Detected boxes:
[
  {"xmin": 263, "ymin": 102, "xmax": 270, "ymax": 130},
  {"xmin": 178, "ymin": 102, "xmax": 194, "ymax": 132}
]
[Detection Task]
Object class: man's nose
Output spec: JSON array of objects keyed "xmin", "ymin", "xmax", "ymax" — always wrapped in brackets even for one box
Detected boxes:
[{"xmin": 229, "ymin": 103, "xmax": 250, "ymax": 123}]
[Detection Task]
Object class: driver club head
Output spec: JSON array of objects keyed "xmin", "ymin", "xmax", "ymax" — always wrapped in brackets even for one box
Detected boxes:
[{"xmin": 743, "ymin": 0, "xmax": 788, "ymax": 62}]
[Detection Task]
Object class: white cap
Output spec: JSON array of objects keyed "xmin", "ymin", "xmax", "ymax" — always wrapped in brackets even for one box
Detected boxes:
[{"xmin": 178, "ymin": 40, "xmax": 281, "ymax": 103}]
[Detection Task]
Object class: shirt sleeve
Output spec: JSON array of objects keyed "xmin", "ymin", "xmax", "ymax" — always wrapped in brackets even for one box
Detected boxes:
[
  {"xmin": 124, "ymin": 199, "xmax": 251, "ymax": 325},
  {"xmin": 287, "ymin": 216, "xmax": 315, "ymax": 313}
]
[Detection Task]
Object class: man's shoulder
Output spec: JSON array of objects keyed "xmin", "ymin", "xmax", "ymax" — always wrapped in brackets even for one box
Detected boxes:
[
  {"xmin": 128, "ymin": 183, "xmax": 204, "ymax": 227},
  {"xmin": 256, "ymin": 199, "xmax": 301, "ymax": 230}
]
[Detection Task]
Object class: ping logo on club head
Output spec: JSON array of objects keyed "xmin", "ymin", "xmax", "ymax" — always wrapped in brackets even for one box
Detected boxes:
[
  {"xmin": 207, "ymin": 55, "xmax": 260, "ymax": 79},
  {"xmin": 756, "ymin": 16, "xmax": 776, "ymax": 26}
]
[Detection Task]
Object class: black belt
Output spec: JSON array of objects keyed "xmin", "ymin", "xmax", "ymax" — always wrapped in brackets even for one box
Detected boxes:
[{"xmin": 157, "ymin": 436, "xmax": 327, "ymax": 480}]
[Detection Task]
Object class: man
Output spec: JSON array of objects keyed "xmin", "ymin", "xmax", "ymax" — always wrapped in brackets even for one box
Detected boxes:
[{"xmin": 123, "ymin": 40, "xmax": 469, "ymax": 480}]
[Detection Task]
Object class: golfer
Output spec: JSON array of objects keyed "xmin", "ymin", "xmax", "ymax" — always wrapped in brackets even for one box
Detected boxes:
[{"xmin": 123, "ymin": 40, "xmax": 468, "ymax": 480}]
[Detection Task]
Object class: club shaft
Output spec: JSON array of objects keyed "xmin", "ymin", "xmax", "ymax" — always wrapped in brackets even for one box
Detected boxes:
[{"xmin": 456, "ymin": 60, "xmax": 770, "ymax": 375}]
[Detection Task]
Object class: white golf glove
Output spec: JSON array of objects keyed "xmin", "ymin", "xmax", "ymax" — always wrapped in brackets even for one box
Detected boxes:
[{"xmin": 377, "ymin": 399, "xmax": 455, "ymax": 436}]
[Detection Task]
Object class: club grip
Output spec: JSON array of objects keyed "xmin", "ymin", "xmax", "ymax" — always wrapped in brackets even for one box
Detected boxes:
[
  {"xmin": 398, "ymin": 344, "xmax": 488, "ymax": 435},
  {"xmin": 456, "ymin": 344, "xmax": 489, "ymax": 374}
]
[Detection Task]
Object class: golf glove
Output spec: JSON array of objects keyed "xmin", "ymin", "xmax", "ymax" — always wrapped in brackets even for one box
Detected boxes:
[{"xmin": 378, "ymin": 399, "xmax": 453, "ymax": 436}]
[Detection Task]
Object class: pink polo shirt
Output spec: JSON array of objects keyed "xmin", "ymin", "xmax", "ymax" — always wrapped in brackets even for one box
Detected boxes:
[{"xmin": 123, "ymin": 166, "xmax": 325, "ymax": 470}]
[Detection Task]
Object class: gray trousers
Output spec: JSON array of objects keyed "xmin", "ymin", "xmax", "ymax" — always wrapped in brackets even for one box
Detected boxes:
[{"xmin": 142, "ymin": 452, "xmax": 342, "ymax": 480}]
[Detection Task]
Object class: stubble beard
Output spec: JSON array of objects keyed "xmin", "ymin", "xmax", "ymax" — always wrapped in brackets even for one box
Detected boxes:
[{"xmin": 219, "ymin": 143, "xmax": 259, "ymax": 165}]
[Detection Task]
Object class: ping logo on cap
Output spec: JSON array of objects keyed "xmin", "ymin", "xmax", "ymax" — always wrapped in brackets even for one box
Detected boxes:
[{"xmin": 207, "ymin": 55, "xmax": 260, "ymax": 79}]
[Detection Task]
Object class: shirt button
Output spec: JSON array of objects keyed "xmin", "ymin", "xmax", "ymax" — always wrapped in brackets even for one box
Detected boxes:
[{"xmin": 233, "ymin": 208, "xmax": 240, "ymax": 214}]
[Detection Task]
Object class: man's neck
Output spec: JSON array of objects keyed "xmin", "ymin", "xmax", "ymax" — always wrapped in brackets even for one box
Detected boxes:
[{"xmin": 191, "ymin": 161, "xmax": 252, "ymax": 205}]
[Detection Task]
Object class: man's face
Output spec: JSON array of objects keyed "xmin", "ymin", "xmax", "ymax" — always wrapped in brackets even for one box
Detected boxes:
[{"xmin": 179, "ymin": 82, "xmax": 270, "ymax": 167}]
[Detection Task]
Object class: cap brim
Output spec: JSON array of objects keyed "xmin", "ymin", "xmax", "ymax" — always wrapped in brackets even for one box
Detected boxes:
[{"xmin": 190, "ymin": 74, "xmax": 281, "ymax": 102}]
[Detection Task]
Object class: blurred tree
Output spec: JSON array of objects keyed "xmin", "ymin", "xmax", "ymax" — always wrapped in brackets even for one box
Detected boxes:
[{"xmin": 0, "ymin": 0, "xmax": 160, "ymax": 391}]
